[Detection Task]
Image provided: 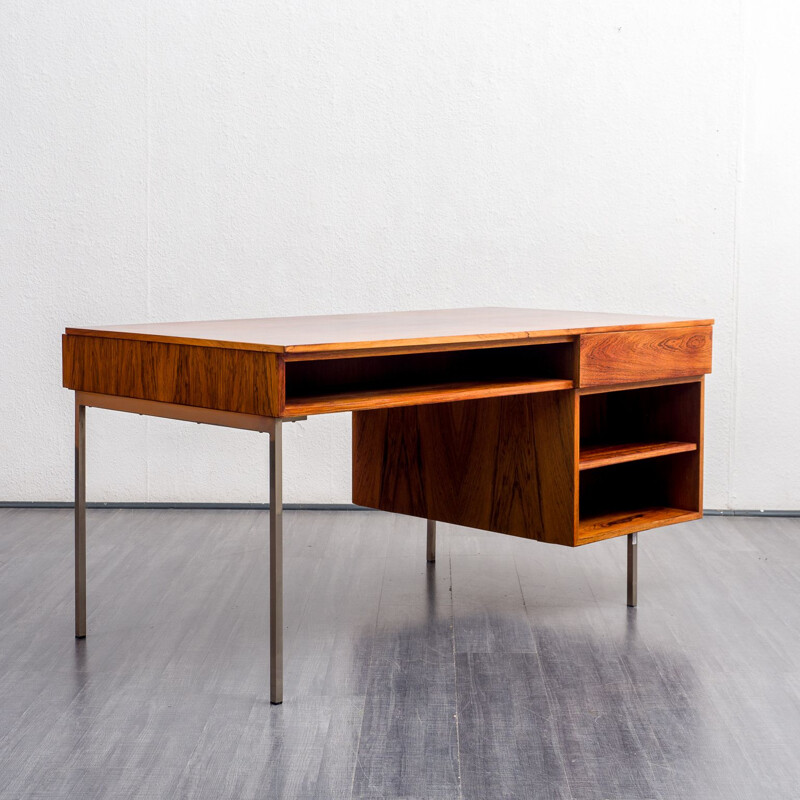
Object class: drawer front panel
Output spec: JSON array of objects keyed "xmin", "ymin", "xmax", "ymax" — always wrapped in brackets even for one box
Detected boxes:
[
  {"xmin": 62, "ymin": 334, "xmax": 283, "ymax": 416},
  {"xmin": 579, "ymin": 326, "xmax": 712, "ymax": 387}
]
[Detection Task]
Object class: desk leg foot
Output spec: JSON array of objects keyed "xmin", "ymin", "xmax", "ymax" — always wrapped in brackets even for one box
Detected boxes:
[
  {"xmin": 270, "ymin": 420, "xmax": 283, "ymax": 704},
  {"xmin": 426, "ymin": 520, "xmax": 436, "ymax": 563},
  {"xmin": 75, "ymin": 400, "xmax": 86, "ymax": 639},
  {"xmin": 627, "ymin": 532, "xmax": 637, "ymax": 607}
]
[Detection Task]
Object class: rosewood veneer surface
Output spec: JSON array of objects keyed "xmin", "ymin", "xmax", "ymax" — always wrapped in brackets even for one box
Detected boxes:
[
  {"xmin": 65, "ymin": 306, "xmax": 713, "ymax": 354},
  {"xmin": 63, "ymin": 307, "xmax": 713, "ymax": 546}
]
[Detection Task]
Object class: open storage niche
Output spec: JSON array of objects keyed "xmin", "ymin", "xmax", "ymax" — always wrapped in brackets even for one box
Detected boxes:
[
  {"xmin": 284, "ymin": 341, "xmax": 574, "ymax": 415},
  {"xmin": 578, "ymin": 453, "xmax": 701, "ymax": 541},
  {"xmin": 579, "ymin": 381, "xmax": 701, "ymax": 470},
  {"xmin": 576, "ymin": 380, "xmax": 703, "ymax": 543}
]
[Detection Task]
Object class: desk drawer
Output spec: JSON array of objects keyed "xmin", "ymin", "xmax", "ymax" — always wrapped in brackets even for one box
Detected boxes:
[{"xmin": 579, "ymin": 326, "xmax": 712, "ymax": 387}]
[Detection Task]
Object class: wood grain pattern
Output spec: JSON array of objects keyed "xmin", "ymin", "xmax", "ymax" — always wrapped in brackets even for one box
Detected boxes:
[
  {"xmin": 63, "ymin": 334, "xmax": 283, "ymax": 416},
  {"xmin": 61, "ymin": 308, "xmax": 711, "ymax": 545},
  {"xmin": 579, "ymin": 441, "xmax": 697, "ymax": 470},
  {"xmin": 352, "ymin": 393, "xmax": 576, "ymax": 546},
  {"xmin": 578, "ymin": 506, "xmax": 702, "ymax": 543},
  {"xmin": 286, "ymin": 379, "xmax": 573, "ymax": 416},
  {"xmin": 65, "ymin": 307, "xmax": 714, "ymax": 355},
  {"xmin": 454, "ymin": 652, "xmax": 572, "ymax": 799},
  {"xmin": 579, "ymin": 326, "xmax": 712, "ymax": 387}
]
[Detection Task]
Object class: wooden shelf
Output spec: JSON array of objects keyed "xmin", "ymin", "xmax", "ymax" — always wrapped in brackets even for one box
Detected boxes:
[
  {"xmin": 578, "ymin": 506, "xmax": 701, "ymax": 543},
  {"xmin": 285, "ymin": 378, "xmax": 573, "ymax": 416},
  {"xmin": 579, "ymin": 441, "xmax": 697, "ymax": 471},
  {"xmin": 576, "ymin": 382, "xmax": 703, "ymax": 545}
]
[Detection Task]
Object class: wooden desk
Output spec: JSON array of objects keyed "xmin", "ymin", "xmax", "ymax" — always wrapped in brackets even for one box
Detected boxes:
[{"xmin": 62, "ymin": 307, "xmax": 713, "ymax": 703}]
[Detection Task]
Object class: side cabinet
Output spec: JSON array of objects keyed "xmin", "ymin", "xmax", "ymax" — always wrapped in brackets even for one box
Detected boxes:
[{"xmin": 353, "ymin": 328, "xmax": 710, "ymax": 546}]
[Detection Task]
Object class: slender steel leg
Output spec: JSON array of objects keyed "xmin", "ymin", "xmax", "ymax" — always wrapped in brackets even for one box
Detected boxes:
[
  {"xmin": 269, "ymin": 420, "xmax": 283, "ymax": 704},
  {"xmin": 426, "ymin": 519, "xmax": 436, "ymax": 563},
  {"xmin": 627, "ymin": 532, "xmax": 637, "ymax": 607},
  {"xmin": 75, "ymin": 401, "xmax": 86, "ymax": 638}
]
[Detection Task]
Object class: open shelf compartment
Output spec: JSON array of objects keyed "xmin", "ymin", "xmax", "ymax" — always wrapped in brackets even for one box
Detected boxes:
[
  {"xmin": 578, "ymin": 506, "xmax": 701, "ymax": 541},
  {"xmin": 576, "ymin": 381, "xmax": 703, "ymax": 543},
  {"xmin": 579, "ymin": 381, "xmax": 701, "ymax": 469},
  {"xmin": 577, "ymin": 452, "xmax": 701, "ymax": 542},
  {"xmin": 284, "ymin": 341, "xmax": 574, "ymax": 415}
]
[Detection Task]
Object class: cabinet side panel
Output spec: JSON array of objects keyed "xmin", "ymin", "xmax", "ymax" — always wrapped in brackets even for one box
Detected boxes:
[
  {"xmin": 353, "ymin": 393, "xmax": 576, "ymax": 546},
  {"xmin": 698, "ymin": 376, "xmax": 705, "ymax": 512},
  {"xmin": 62, "ymin": 334, "xmax": 281, "ymax": 416}
]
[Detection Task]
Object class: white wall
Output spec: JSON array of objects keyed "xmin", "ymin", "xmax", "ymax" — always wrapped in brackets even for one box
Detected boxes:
[
  {"xmin": 731, "ymin": 0, "xmax": 800, "ymax": 510},
  {"xmin": 1, "ymin": 1, "xmax": 796, "ymax": 508}
]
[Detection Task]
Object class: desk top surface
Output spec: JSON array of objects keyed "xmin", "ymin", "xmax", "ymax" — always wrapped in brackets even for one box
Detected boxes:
[{"xmin": 66, "ymin": 307, "xmax": 713, "ymax": 355}]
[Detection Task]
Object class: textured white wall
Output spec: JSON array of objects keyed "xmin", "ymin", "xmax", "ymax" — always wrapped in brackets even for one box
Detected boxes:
[
  {"xmin": 731, "ymin": 1, "xmax": 800, "ymax": 509},
  {"xmin": 0, "ymin": 1, "xmax": 795, "ymax": 508}
]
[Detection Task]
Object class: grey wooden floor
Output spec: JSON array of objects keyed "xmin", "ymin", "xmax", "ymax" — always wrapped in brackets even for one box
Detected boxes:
[{"xmin": 1, "ymin": 509, "xmax": 800, "ymax": 799}]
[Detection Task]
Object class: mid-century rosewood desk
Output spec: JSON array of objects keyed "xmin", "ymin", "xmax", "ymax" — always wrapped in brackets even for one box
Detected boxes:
[{"xmin": 62, "ymin": 308, "xmax": 713, "ymax": 704}]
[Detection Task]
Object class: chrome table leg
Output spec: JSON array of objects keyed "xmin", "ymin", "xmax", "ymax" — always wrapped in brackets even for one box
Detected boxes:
[
  {"xmin": 627, "ymin": 532, "xmax": 637, "ymax": 607},
  {"xmin": 269, "ymin": 419, "xmax": 283, "ymax": 704},
  {"xmin": 427, "ymin": 519, "xmax": 436, "ymax": 563},
  {"xmin": 75, "ymin": 400, "xmax": 86, "ymax": 638}
]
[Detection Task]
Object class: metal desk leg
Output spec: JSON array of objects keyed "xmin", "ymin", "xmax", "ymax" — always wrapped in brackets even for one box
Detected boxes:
[
  {"xmin": 269, "ymin": 419, "xmax": 283, "ymax": 704},
  {"xmin": 75, "ymin": 400, "xmax": 86, "ymax": 638},
  {"xmin": 627, "ymin": 532, "xmax": 637, "ymax": 607},
  {"xmin": 427, "ymin": 519, "xmax": 436, "ymax": 563}
]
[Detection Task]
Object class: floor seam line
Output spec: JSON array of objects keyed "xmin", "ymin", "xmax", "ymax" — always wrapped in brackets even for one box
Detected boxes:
[
  {"xmin": 450, "ymin": 551, "xmax": 463, "ymax": 799},
  {"xmin": 514, "ymin": 553, "xmax": 577, "ymax": 800},
  {"xmin": 347, "ymin": 548, "xmax": 388, "ymax": 800}
]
